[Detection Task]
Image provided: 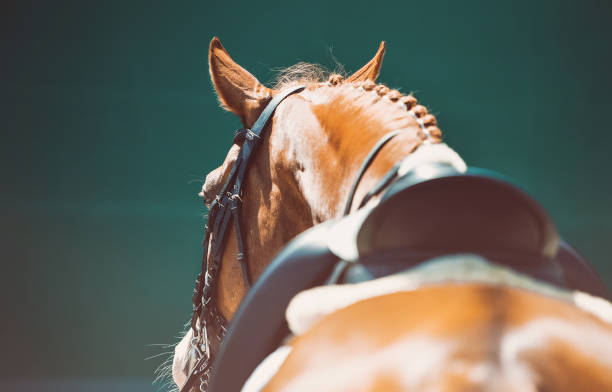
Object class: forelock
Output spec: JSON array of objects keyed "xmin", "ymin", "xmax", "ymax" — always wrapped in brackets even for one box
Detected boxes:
[{"xmin": 273, "ymin": 63, "xmax": 342, "ymax": 89}]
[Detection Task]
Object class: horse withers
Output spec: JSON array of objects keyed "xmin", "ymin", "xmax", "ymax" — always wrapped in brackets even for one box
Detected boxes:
[{"xmin": 172, "ymin": 37, "xmax": 612, "ymax": 392}]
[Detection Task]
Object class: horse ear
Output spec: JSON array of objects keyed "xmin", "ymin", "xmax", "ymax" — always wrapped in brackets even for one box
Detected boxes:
[
  {"xmin": 346, "ymin": 41, "xmax": 386, "ymax": 83},
  {"xmin": 208, "ymin": 37, "xmax": 272, "ymax": 126}
]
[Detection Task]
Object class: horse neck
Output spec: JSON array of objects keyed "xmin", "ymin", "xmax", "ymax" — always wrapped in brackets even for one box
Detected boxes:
[
  {"xmin": 294, "ymin": 85, "xmax": 427, "ymax": 221},
  {"xmin": 216, "ymin": 85, "xmax": 428, "ymax": 320}
]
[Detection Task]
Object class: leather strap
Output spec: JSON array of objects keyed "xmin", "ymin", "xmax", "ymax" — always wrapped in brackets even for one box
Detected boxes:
[
  {"xmin": 357, "ymin": 161, "xmax": 401, "ymax": 209},
  {"xmin": 184, "ymin": 85, "xmax": 305, "ymax": 392},
  {"xmin": 342, "ymin": 130, "xmax": 402, "ymax": 216}
]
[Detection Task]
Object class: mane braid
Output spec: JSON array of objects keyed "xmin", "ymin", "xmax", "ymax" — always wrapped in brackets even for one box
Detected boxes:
[
  {"xmin": 273, "ymin": 63, "xmax": 442, "ymax": 141},
  {"xmin": 330, "ymin": 76, "xmax": 442, "ymax": 141}
]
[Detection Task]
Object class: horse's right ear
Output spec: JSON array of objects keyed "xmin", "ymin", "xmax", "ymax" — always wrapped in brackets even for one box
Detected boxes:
[
  {"xmin": 346, "ymin": 41, "xmax": 386, "ymax": 83},
  {"xmin": 208, "ymin": 37, "xmax": 272, "ymax": 127}
]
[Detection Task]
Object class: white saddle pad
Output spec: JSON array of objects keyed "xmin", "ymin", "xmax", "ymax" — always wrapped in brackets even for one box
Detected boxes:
[{"xmin": 287, "ymin": 254, "xmax": 612, "ymax": 335}]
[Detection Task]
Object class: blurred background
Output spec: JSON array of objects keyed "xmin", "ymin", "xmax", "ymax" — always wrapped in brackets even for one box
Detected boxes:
[{"xmin": 1, "ymin": 0, "xmax": 611, "ymax": 390}]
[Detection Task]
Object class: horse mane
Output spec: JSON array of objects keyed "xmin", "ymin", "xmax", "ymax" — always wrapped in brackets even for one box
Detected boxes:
[
  {"xmin": 273, "ymin": 62, "xmax": 338, "ymax": 88},
  {"xmin": 274, "ymin": 63, "xmax": 442, "ymax": 141}
]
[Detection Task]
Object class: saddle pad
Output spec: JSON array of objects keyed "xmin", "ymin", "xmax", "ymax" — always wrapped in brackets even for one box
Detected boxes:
[{"xmin": 286, "ymin": 254, "xmax": 612, "ymax": 335}]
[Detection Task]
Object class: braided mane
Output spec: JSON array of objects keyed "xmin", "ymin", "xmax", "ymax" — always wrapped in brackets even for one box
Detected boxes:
[{"xmin": 274, "ymin": 64, "xmax": 441, "ymax": 141}]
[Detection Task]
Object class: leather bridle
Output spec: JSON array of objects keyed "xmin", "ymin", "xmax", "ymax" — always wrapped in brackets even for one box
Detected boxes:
[
  {"xmin": 182, "ymin": 84, "xmax": 428, "ymax": 392},
  {"xmin": 182, "ymin": 86, "xmax": 305, "ymax": 392}
]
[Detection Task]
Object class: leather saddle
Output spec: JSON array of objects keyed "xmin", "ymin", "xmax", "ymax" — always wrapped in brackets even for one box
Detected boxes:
[{"xmin": 208, "ymin": 163, "xmax": 609, "ymax": 392}]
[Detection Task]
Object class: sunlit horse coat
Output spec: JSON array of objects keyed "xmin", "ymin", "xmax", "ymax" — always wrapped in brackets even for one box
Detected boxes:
[{"xmin": 172, "ymin": 38, "xmax": 612, "ymax": 392}]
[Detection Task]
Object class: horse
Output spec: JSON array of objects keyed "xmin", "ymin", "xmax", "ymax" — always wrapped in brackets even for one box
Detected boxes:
[{"xmin": 171, "ymin": 37, "xmax": 612, "ymax": 392}]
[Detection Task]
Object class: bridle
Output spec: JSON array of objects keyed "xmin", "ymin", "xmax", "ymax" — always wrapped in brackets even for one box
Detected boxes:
[
  {"xmin": 182, "ymin": 84, "xmax": 429, "ymax": 392},
  {"xmin": 182, "ymin": 86, "xmax": 305, "ymax": 392}
]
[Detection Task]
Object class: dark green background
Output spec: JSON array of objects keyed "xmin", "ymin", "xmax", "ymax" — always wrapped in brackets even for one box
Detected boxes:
[{"xmin": 2, "ymin": 0, "xmax": 611, "ymax": 389}]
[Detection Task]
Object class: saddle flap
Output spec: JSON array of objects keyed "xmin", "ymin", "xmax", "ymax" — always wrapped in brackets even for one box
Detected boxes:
[{"xmin": 357, "ymin": 167, "xmax": 560, "ymax": 258}]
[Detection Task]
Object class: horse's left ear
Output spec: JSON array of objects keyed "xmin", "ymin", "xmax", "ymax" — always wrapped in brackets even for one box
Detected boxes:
[
  {"xmin": 208, "ymin": 37, "xmax": 272, "ymax": 127},
  {"xmin": 346, "ymin": 41, "xmax": 386, "ymax": 83}
]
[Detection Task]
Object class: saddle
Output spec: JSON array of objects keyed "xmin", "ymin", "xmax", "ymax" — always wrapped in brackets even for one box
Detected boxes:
[{"xmin": 208, "ymin": 163, "xmax": 609, "ymax": 392}]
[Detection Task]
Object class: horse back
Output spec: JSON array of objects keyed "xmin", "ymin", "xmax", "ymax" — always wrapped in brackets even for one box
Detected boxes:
[{"xmin": 264, "ymin": 284, "xmax": 612, "ymax": 392}]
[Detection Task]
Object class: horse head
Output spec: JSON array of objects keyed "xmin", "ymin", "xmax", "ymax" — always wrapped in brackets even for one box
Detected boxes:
[
  {"xmin": 172, "ymin": 37, "xmax": 445, "ymax": 390},
  {"xmin": 201, "ymin": 37, "xmax": 443, "ymax": 319}
]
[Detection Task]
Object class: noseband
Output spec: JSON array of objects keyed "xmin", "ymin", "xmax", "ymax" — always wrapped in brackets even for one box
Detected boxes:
[{"xmin": 182, "ymin": 86, "xmax": 305, "ymax": 392}]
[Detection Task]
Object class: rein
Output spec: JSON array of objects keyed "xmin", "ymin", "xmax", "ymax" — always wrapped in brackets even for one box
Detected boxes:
[
  {"xmin": 343, "ymin": 110, "xmax": 429, "ymax": 216},
  {"xmin": 342, "ymin": 130, "xmax": 402, "ymax": 216}
]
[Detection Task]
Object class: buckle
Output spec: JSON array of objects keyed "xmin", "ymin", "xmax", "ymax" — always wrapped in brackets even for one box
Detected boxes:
[{"xmin": 245, "ymin": 129, "xmax": 260, "ymax": 141}]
